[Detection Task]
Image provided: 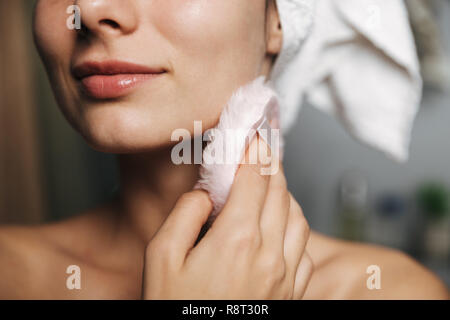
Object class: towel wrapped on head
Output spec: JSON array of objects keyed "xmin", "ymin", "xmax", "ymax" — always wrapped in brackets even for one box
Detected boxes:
[{"xmin": 273, "ymin": 0, "xmax": 422, "ymax": 162}]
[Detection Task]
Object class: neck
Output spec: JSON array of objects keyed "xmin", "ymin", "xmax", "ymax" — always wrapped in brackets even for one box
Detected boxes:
[{"xmin": 115, "ymin": 143, "xmax": 201, "ymax": 245}]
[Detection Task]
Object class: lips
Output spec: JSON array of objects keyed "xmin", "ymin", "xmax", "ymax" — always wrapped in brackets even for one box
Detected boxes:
[{"xmin": 72, "ymin": 61, "xmax": 167, "ymax": 99}]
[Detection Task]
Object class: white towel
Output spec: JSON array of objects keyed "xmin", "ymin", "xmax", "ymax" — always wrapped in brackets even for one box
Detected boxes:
[{"xmin": 272, "ymin": 0, "xmax": 422, "ymax": 162}]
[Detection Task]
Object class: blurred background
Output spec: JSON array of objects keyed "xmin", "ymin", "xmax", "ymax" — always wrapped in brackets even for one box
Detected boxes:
[{"xmin": 0, "ymin": 0, "xmax": 449, "ymax": 286}]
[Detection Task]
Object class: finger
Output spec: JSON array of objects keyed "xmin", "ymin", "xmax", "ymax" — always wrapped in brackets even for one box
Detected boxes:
[
  {"xmin": 259, "ymin": 162, "xmax": 290, "ymax": 251},
  {"xmin": 293, "ymin": 251, "xmax": 314, "ymax": 300},
  {"xmin": 215, "ymin": 134, "xmax": 271, "ymax": 229},
  {"xmin": 155, "ymin": 190, "xmax": 213, "ymax": 262},
  {"xmin": 283, "ymin": 194, "xmax": 310, "ymax": 283}
]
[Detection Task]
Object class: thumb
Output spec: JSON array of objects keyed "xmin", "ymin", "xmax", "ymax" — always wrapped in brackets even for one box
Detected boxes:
[{"xmin": 157, "ymin": 190, "xmax": 213, "ymax": 260}]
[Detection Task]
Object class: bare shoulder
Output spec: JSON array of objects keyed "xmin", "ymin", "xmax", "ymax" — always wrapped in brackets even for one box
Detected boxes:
[
  {"xmin": 305, "ymin": 232, "xmax": 449, "ymax": 300},
  {"xmin": 0, "ymin": 224, "xmax": 55, "ymax": 299},
  {"xmin": 0, "ymin": 210, "xmax": 108, "ymax": 299}
]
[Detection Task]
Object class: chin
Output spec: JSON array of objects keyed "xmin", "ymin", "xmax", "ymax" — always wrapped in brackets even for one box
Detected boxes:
[
  {"xmin": 76, "ymin": 103, "xmax": 209, "ymax": 154},
  {"xmin": 75, "ymin": 106, "xmax": 170, "ymax": 154}
]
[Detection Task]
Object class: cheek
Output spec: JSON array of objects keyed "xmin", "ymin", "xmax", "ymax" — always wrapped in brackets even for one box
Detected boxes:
[
  {"xmin": 150, "ymin": 0, "xmax": 267, "ymax": 126},
  {"xmin": 34, "ymin": 0, "xmax": 82, "ymax": 128},
  {"xmin": 158, "ymin": 0, "xmax": 265, "ymax": 62},
  {"xmin": 34, "ymin": 0, "xmax": 75, "ymax": 62}
]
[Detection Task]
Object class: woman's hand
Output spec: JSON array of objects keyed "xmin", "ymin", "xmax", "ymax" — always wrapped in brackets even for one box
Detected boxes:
[{"xmin": 142, "ymin": 137, "xmax": 313, "ymax": 299}]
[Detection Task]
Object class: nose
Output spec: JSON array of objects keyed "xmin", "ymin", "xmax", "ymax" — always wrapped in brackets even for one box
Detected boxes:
[{"xmin": 75, "ymin": 0, "xmax": 138, "ymax": 37}]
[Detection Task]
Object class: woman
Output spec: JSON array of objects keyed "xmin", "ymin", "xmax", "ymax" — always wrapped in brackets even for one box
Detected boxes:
[{"xmin": 0, "ymin": 0, "xmax": 448, "ymax": 299}]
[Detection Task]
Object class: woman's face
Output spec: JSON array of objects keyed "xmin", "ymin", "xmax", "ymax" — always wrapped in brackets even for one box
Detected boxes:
[{"xmin": 33, "ymin": 0, "xmax": 282, "ymax": 153}]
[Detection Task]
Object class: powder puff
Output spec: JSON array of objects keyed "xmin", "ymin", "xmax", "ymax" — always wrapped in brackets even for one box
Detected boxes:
[{"xmin": 195, "ymin": 76, "xmax": 284, "ymax": 225}]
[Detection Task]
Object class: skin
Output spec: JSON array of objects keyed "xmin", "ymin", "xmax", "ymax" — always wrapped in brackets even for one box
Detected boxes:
[{"xmin": 0, "ymin": 0, "xmax": 448, "ymax": 299}]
